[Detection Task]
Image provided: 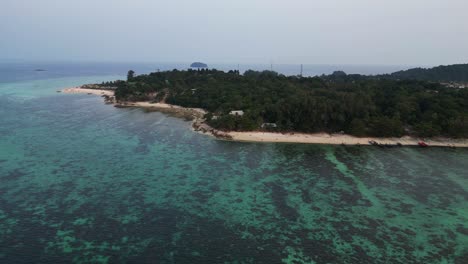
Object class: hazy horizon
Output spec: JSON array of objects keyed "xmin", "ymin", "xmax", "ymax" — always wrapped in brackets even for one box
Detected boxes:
[
  {"xmin": 0, "ymin": 58, "xmax": 428, "ymax": 67},
  {"xmin": 2, "ymin": 0, "xmax": 468, "ymax": 65}
]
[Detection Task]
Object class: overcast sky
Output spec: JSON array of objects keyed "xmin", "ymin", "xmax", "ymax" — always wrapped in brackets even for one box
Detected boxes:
[{"xmin": 2, "ymin": 0, "xmax": 468, "ymax": 65}]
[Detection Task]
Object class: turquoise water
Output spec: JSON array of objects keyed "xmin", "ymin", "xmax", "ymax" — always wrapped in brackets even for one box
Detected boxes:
[{"xmin": 0, "ymin": 69, "xmax": 467, "ymax": 263}]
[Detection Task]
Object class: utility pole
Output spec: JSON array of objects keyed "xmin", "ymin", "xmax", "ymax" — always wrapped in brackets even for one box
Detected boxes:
[{"xmin": 300, "ymin": 64, "xmax": 303, "ymax": 77}]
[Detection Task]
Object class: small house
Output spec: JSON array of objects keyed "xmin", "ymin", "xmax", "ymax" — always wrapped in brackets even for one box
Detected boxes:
[
  {"xmin": 261, "ymin": 123, "xmax": 277, "ymax": 128},
  {"xmin": 229, "ymin": 110, "xmax": 244, "ymax": 116}
]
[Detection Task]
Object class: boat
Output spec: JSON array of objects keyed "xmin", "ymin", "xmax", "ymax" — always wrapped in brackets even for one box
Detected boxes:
[{"xmin": 418, "ymin": 141, "xmax": 428, "ymax": 147}]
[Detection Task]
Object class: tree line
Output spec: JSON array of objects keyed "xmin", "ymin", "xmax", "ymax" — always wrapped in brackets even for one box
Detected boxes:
[
  {"xmin": 381, "ymin": 63, "xmax": 468, "ymax": 82},
  {"xmin": 102, "ymin": 67, "xmax": 468, "ymax": 138}
]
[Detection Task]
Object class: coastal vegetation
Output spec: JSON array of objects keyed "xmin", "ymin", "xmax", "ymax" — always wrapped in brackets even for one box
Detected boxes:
[
  {"xmin": 100, "ymin": 65, "xmax": 468, "ymax": 138},
  {"xmin": 381, "ymin": 63, "xmax": 468, "ymax": 82}
]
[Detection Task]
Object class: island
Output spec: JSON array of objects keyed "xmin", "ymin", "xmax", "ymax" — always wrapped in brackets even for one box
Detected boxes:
[
  {"xmin": 190, "ymin": 62, "xmax": 208, "ymax": 68},
  {"xmin": 62, "ymin": 64, "xmax": 468, "ymax": 147}
]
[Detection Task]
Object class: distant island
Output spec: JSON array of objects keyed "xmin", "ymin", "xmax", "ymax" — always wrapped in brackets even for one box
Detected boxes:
[
  {"xmin": 35, "ymin": 69, "xmax": 46, "ymax": 72},
  {"xmin": 62, "ymin": 63, "xmax": 468, "ymax": 146},
  {"xmin": 190, "ymin": 62, "xmax": 208, "ymax": 68}
]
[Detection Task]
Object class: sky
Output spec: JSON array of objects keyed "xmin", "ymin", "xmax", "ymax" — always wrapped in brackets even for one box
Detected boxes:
[{"xmin": 1, "ymin": 0, "xmax": 468, "ymax": 65}]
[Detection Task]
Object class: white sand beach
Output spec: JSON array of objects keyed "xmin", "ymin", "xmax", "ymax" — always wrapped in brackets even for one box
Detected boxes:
[
  {"xmin": 61, "ymin": 87, "xmax": 114, "ymax": 96},
  {"xmin": 227, "ymin": 131, "xmax": 468, "ymax": 147},
  {"xmin": 117, "ymin": 101, "xmax": 206, "ymax": 115}
]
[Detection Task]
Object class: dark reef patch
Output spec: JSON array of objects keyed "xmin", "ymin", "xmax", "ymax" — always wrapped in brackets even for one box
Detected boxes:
[
  {"xmin": 2, "ymin": 169, "xmax": 27, "ymax": 181},
  {"xmin": 268, "ymin": 182, "xmax": 299, "ymax": 222}
]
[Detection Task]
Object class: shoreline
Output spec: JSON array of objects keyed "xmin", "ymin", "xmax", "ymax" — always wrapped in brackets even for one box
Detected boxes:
[
  {"xmin": 227, "ymin": 131, "xmax": 467, "ymax": 147},
  {"xmin": 61, "ymin": 87, "xmax": 114, "ymax": 96},
  {"xmin": 61, "ymin": 87, "xmax": 468, "ymax": 148}
]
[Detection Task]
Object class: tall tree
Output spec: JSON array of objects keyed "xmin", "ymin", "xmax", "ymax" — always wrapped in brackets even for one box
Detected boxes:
[{"xmin": 127, "ymin": 70, "xmax": 135, "ymax": 81}]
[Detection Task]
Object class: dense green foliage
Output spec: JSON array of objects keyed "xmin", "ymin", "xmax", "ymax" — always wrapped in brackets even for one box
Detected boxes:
[
  {"xmin": 127, "ymin": 70, "xmax": 135, "ymax": 81},
  {"xmin": 108, "ymin": 68, "xmax": 468, "ymax": 138},
  {"xmin": 382, "ymin": 64, "xmax": 468, "ymax": 82}
]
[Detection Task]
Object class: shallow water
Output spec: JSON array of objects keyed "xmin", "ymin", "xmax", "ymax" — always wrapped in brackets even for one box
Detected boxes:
[{"xmin": 0, "ymin": 66, "xmax": 467, "ymax": 263}]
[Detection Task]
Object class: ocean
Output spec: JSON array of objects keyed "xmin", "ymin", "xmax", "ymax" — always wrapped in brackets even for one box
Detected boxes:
[
  {"xmin": 0, "ymin": 61, "xmax": 412, "ymax": 83},
  {"xmin": 0, "ymin": 62, "xmax": 467, "ymax": 263}
]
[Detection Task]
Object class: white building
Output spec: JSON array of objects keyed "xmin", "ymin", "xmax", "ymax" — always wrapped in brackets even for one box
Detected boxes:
[
  {"xmin": 261, "ymin": 123, "xmax": 277, "ymax": 128},
  {"xmin": 229, "ymin": 110, "xmax": 244, "ymax": 116}
]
